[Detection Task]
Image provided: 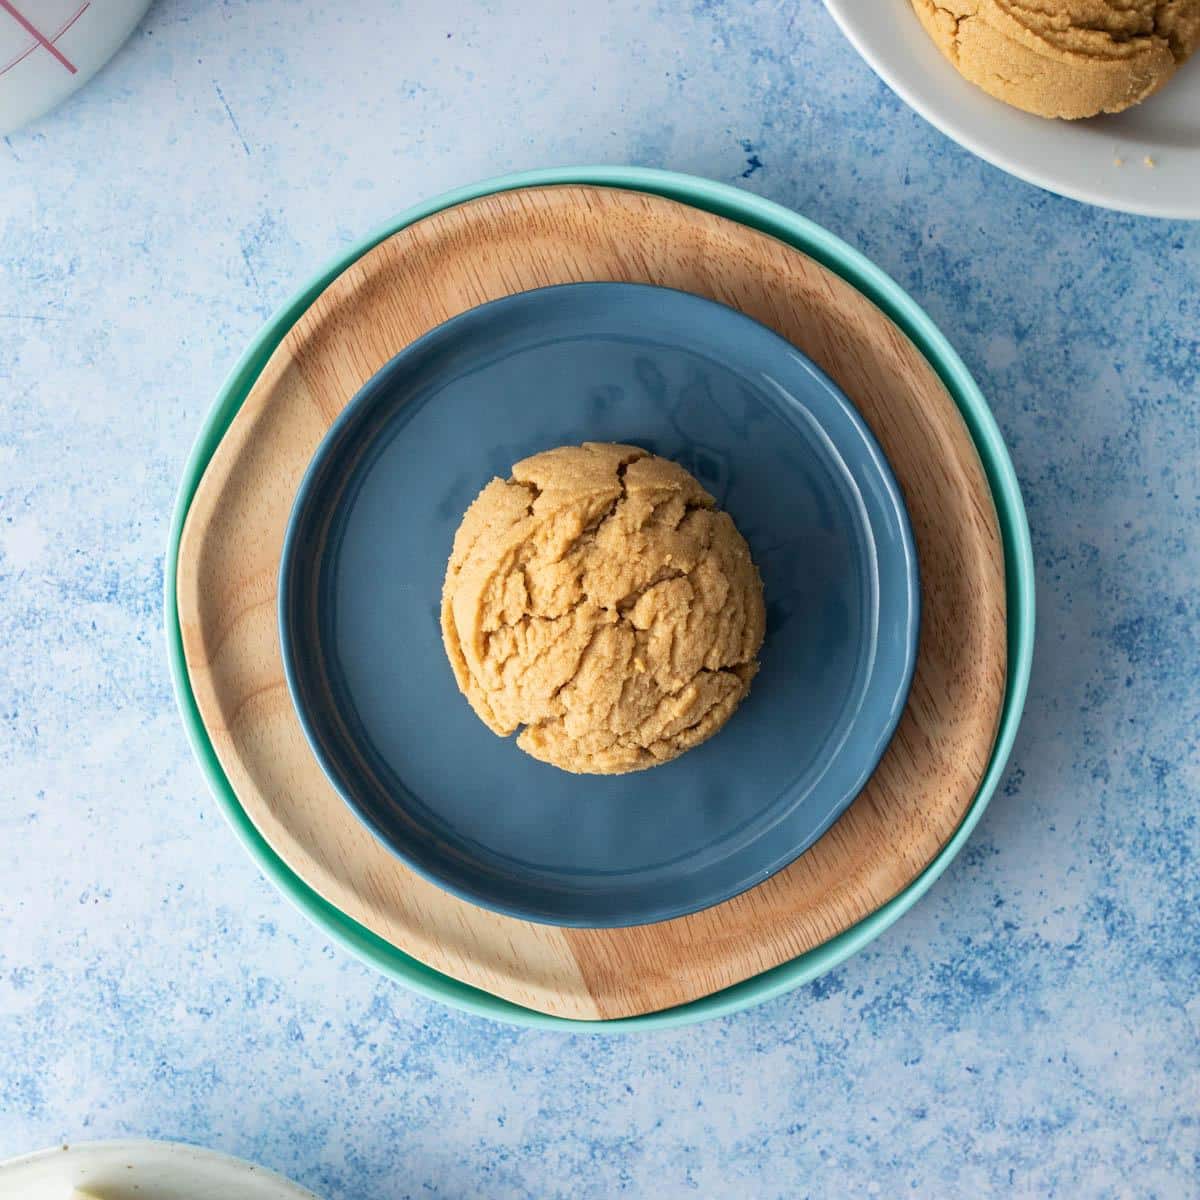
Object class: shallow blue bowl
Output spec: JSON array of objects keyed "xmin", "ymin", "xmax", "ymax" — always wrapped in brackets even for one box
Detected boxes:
[{"xmin": 277, "ymin": 282, "xmax": 919, "ymax": 928}]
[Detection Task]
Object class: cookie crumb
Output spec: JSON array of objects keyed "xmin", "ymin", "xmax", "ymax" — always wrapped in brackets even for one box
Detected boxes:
[
  {"xmin": 1143, "ymin": 155, "xmax": 1156, "ymax": 168},
  {"xmin": 1113, "ymin": 156, "xmax": 1124, "ymax": 167}
]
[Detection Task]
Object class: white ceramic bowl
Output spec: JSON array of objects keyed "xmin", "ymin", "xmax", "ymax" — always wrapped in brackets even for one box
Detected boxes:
[
  {"xmin": 0, "ymin": 1139, "xmax": 320, "ymax": 1200},
  {"xmin": 823, "ymin": 0, "xmax": 1200, "ymax": 219},
  {"xmin": 0, "ymin": 0, "xmax": 152, "ymax": 134}
]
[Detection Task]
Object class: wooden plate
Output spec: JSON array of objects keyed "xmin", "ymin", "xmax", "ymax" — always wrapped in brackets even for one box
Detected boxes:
[{"xmin": 177, "ymin": 185, "xmax": 1006, "ymax": 1020}]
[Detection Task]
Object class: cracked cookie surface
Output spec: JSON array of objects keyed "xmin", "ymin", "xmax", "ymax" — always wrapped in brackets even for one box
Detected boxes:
[
  {"xmin": 441, "ymin": 442, "xmax": 766, "ymax": 775},
  {"xmin": 912, "ymin": 0, "xmax": 1200, "ymax": 118}
]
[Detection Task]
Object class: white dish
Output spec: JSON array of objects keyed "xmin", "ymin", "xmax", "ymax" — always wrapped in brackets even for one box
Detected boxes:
[
  {"xmin": 0, "ymin": 1139, "xmax": 320, "ymax": 1200},
  {"xmin": 823, "ymin": 0, "xmax": 1200, "ymax": 220},
  {"xmin": 0, "ymin": 0, "xmax": 152, "ymax": 134}
]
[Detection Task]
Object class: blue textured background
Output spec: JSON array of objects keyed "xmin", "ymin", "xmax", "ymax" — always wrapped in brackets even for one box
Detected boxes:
[{"xmin": 2, "ymin": 2, "xmax": 1197, "ymax": 1196}]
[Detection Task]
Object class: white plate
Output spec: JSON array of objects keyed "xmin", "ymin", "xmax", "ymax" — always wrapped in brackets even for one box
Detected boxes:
[
  {"xmin": 0, "ymin": 1140, "xmax": 320, "ymax": 1200},
  {"xmin": 823, "ymin": 0, "xmax": 1200, "ymax": 219}
]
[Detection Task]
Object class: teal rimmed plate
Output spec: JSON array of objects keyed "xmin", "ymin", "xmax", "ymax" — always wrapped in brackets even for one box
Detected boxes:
[{"xmin": 165, "ymin": 166, "xmax": 1034, "ymax": 1031}]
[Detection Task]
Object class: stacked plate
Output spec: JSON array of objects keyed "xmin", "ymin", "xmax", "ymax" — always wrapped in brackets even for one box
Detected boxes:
[{"xmin": 167, "ymin": 167, "xmax": 1034, "ymax": 1030}]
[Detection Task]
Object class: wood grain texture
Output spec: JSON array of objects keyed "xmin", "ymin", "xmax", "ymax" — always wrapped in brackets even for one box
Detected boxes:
[{"xmin": 177, "ymin": 185, "xmax": 1007, "ymax": 1020}]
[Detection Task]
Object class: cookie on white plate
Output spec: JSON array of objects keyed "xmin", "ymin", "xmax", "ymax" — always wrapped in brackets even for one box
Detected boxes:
[{"xmin": 911, "ymin": 0, "xmax": 1200, "ymax": 118}]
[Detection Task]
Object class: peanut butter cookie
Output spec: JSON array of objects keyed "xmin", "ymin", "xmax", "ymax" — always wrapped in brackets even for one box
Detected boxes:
[
  {"xmin": 441, "ymin": 443, "xmax": 766, "ymax": 775},
  {"xmin": 912, "ymin": 0, "xmax": 1200, "ymax": 118}
]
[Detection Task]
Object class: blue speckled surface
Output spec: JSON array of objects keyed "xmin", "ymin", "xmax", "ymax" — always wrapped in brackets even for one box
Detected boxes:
[{"xmin": 1, "ymin": 2, "xmax": 1197, "ymax": 1196}]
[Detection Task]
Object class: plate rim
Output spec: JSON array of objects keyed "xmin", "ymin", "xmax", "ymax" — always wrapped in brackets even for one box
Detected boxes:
[
  {"xmin": 164, "ymin": 165, "xmax": 1035, "ymax": 1031},
  {"xmin": 276, "ymin": 279, "xmax": 921, "ymax": 928},
  {"xmin": 0, "ymin": 1138, "xmax": 319, "ymax": 1198},
  {"xmin": 822, "ymin": 0, "xmax": 1200, "ymax": 220}
]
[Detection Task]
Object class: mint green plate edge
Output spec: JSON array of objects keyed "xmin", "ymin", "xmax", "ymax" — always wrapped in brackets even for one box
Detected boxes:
[{"xmin": 164, "ymin": 166, "xmax": 1035, "ymax": 1033}]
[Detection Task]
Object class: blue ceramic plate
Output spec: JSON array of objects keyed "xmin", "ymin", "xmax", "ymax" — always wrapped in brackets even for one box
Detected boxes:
[{"xmin": 278, "ymin": 282, "xmax": 919, "ymax": 928}]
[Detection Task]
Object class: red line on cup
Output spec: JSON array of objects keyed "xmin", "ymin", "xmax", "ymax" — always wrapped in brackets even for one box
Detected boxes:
[
  {"xmin": 0, "ymin": 38, "xmax": 36, "ymax": 76},
  {"xmin": 0, "ymin": 0, "xmax": 78, "ymax": 73},
  {"xmin": 0, "ymin": 2, "xmax": 87, "ymax": 73},
  {"xmin": 56, "ymin": 2, "xmax": 90, "ymax": 41}
]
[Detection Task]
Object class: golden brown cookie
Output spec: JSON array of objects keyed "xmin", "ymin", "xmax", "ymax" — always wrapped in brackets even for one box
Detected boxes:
[
  {"xmin": 912, "ymin": 0, "xmax": 1200, "ymax": 119},
  {"xmin": 441, "ymin": 442, "xmax": 766, "ymax": 775}
]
